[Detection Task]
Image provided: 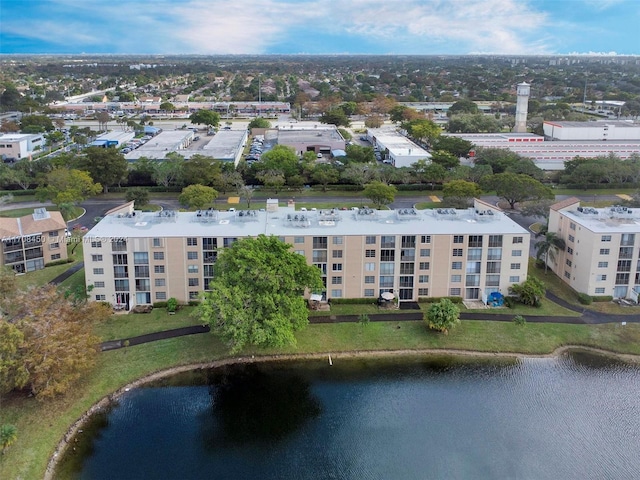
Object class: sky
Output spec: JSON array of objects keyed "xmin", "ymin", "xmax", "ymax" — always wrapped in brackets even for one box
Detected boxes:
[{"xmin": 0, "ymin": 0, "xmax": 638, "ymax": 56}]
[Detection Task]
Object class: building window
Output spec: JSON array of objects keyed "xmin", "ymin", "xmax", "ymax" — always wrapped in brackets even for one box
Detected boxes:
[
  {"xmin": 156, "ymin": 292, "xmax": 167, "ymax": 300},
  {"xmin": 488, "ymin": 235, "xmax": 503, "ymax": 248},
  {"xmin": 509, "ymin": 276, "xmax": 520, "ymax": 283},
  {"xmin": 419, "ymin": 275, "xmax": 429, "ymax": 283},
  {"xmin": 486, "ymin": 262, "xmax": 500, "ymax": 274},
  {"xmin": 452, "ymin": 261, "xmax": 462, "ymax": 270},
  {"xmin": 451, "ymin": 275, "xmax": 461, "ymax": 283},
  {"xmin": 295, "ymin": 250, "xmax": 304, "ymax": 256},
  {"xmin": 294, "ymin": 236, "xmax": 304, "ymax": 244},
  {"xmin": 112, "ymin": 239, "xmax": 127, "ymax": 251},
  {"xmin": 134, "ymin": 266, "xmax": 150, "ymax": 277},
  {"xmin": 187, "ymin": 251, "xmax": 198, "ymax": 260},
  {"xmin": 568, "ymin": 235, "xmax": 575, "ymax": 243},
  {"xmin": 313, "ymin": 236, "xmax": 328, "ymax": 249},
  {"xmin": 511, "ymin": 263, "xmax": 521, "ymax": 270},
  {"xmin": 223, "ymin": 238, "xmax": 237, "ymax": 248},
  {"xmin": 313, "ymin": 250, "xmax": 327, "ymax": 262},
  {"xmin": 418, "ymin": 288, "xmax": 429, "ymax": 296},
  {"xmin": 154, "ymin": 265, "xmax": 165, "ymax": 274},
  {"xmin": 401, "ymin": 235, "xmax": 416, "ymax": 248},
  {"xmin": 113, "ymin": 266, "xmax": 128, "ymax": 278},
  {"xmin": 202, "ymin": 238, "xmax": 217, "ymax": 250},
  {"xmin": 453, "ymin": 235, "xmax": 464, "ymax": 244},
  {"xmin": 155, "ymin": 278, "xmax": 166, "ymax": 287},
  {"xmin": 566, "ymin": 259, "xmax": 572, "ymax": 267},
  {"xmin": 468, "ymin": 235, "xmax": 483, "ymax": 247},
  {"xmin": 420, "ymin": 248, "xmax": 431, "ymax": 257},
  {"xmin": 94, "ymin": 281, "xmax": 105, "ymax": 288},
  {"xmin": 600, "ymin": 249, "xmax": 610, "ymax": 255},
  {"xmin": 49, "ymin": 242, "xmax": 60, "ymax": 250},
  {"xmin": 153, "ymin": 251, "xmax": 164, "ymax": 261},
  {"xmin": 51, "ymin": 253, "xmax": 61, "ymax": 260},
  {"xmin": 452, "ymin": 248, "xmax": 463, "ymax": 257},
  {"xmin": 188, "ymin": 265, "xmax": 199, "ymax": 274},
  {"xmin": 380, "ymin": 262, "xmax": 395, "ymax": 274},
  {"xmin": 365, "ymin": 249, "xmax": 376, "ymax": 258},
  {"xmin": 595, "ymin": 288, "xmax": 606, "ymax": 294},
  {"xmin": 622, "ymin": 234, "xmax": 635, "ymax": 246},
  {"xmin": 567, "ymin": 247, "xmax": 574, "ymax": 255},
  {"xmin": 615, "ymin": 273, "xmax": 630, "ymax": 285},
  {"xmin": 381, "ymin": 236, "xmax": 395, "ymax": 248},
  {"xmin": 380, "ymin": 249, "xmax": 395, "ymax": 262},
  {"xmin": 133, "ymin": 252, "xmax": 149, "ymax": 264},
  {"xmin": 421, "ymin": 235, "xmax": 431, "ymax": 244},
  {"xmin": 598, "ymin": 261, "xmax": 608, "ymax": 268},
  {"xmin": 467, "ymin": 261, "xmax": 481, "ymax": 274},
  {"xmin": 330, "ymin": 289, "xmax": 343, "ymax": 298},
  {"xmin": 49, "ymin": 230, "xmax": 59, "ymax": 237},
  {"xmin": 485, "ymin": 275, "xmax": 500, "ymax": 287},
  {"xmin": 332, "ymin": 263, "xmax": 343, "ymax": 272},
  {"xmin": 379, "ymin": 276, "xmax": 394, "ymax": 288},
  {"xmin": 364, "ymin": 289, "xmax": 375, "ymax": 297},
  {"xmin": 91, "ymin": 241, "xmax": 102, "ymax": 248},
  {"xmin": 365, "ymin": 235, "xmax": 376, "ymax": 245},
  {"xmin": 91, "ymin": 254, "xmax": 103, "ymax": 262},
  {"xmin": 449, "ymin": 288, "xmax": 461, "ymax": 296},
  {"xmin": 619, "ymin": 247, "xmax": 633, "ymax": 259},
  {"xmin": 618, "ymin": 260, "xmax": 632, "ymax": 272},
  {"xmin": 601, "ymin": 235, "xmax": 611, "ymax": 242},
  {"xmin": 136, "ymin": 279, "xmax": 151, "ymax": 291},
  {"xmin": 400, "ymin": 263, "xmax": 414, "ymax": 275},
  {"xmin": 332, "ymin": 236, "xmax": 343, "ymax": 245},
  {"xmin": 189, "ymin": 292, "xmax": 199, "ymax": 300},
  {"xmin": 570, "ymin": 222, "xmax": 576, "ymax": 230},
  {"xmin": 365, "ymin": 262, "xmax": 375, "ymax": 271},
  {"xmin": 187, "ymin": 237, "xmax": 197, "ymax": 246},
  {"xmin": 419, "ymin": 262, "xmax": 430, "ymax": 270},
  {"xmin": 93, "ymin": 268, "xmax": 104, "ymax": 275},
  {"xmin": 564, "ymin": 271, "xmax": 571, "ymax": 279},
  {"xmin": 365, "ymin": 276, "xmax": 375, "ymax": 284},
  {"xmin": 596, "ymin": 275, "xmax": 607, "ymax": 282},
  {"xmin": 512, "ymin": 250, "xmax": 522, "ymax": 257},
  {"xmin": 467, "ymin": 248, "xmax": 482, "ymax": 261},
  {"xmin": 512, "ymin": 237, "xmax": 523, "ymax": 244},
  {"xmin": 188, "ymin": 278, "xmax": 199, "ymax": 287},
  {"xmin": 95, "ymin": 295, "xmax": 106, "ymax": 301},
  {"xmin": 331, "ymin": 277, "xmax": 343, "ymax": 285},
  {"xmin": 153, "ymin": 238, "xmax": 162, "ymax": 247}
]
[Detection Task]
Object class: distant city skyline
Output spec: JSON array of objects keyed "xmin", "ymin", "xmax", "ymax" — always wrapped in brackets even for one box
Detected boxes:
[{"xmin": 1, "ymin": 0, "xmax": 638, "ymax": 56}]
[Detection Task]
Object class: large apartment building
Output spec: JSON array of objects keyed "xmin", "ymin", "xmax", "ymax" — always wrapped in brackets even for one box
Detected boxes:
[
  {"xmin": 0, "ymin": 208, "xmax": 68, "ymax": 273},
  {"xmin": 548, "ymin": 198, "xmax": 640, "ymax": 299},
  {"xmin": 83, "ymin": 200, "xmax": 530, "ymax": 310}
]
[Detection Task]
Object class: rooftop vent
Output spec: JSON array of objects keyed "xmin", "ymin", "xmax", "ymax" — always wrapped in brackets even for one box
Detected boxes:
[
  {"xmin": 285, "ymin": 213, "xmax": 311, "ymax": 228},
  {"xmin": 32, "ymin": 207, "xmax": 51, "ymax": 220}
]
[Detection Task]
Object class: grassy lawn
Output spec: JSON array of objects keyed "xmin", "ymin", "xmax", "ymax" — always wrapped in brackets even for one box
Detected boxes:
[
  {"xmin": 3, "ymin": 318, "xmax": 640, "ymax": 479},
  {"xmin": 464, "ymin": 297, "xmax": 581, "ymax": 317},
  {"xmin": 94, "ymin": 307, "xmax": 204, "ymax": 341},
  {"xmin": 13, "ymin": 240, "xmax": 84, "ymax": 291}
]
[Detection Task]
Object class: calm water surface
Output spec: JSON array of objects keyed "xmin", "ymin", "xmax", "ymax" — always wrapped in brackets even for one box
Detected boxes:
[{"xmin": 57, "ymin": 352, "xmax": 640, "ymax": 479}]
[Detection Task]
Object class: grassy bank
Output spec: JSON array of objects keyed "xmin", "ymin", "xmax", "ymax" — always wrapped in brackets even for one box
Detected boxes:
[{"xmin": 2, "ymin": 319, "xmax": 640, "ymax": 479}]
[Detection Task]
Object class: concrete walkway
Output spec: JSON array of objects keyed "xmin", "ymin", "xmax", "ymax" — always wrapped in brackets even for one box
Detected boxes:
[{"xmin": 49, "ymin": 262, "xmax": 84, "ymax": 285}]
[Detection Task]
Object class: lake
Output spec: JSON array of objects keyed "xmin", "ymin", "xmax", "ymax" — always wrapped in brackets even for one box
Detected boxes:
[{"xmin": 56, "ymin": 351, "xmax": 640, "ymax": 479}]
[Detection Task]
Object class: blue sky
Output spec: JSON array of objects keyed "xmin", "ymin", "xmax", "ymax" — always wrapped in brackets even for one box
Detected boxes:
[{"xmin": 1, "ymin": 0, "xmax": 638, "ymax": 55}]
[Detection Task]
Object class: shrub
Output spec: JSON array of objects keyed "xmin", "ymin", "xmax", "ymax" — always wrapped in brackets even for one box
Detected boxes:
[
  {"xmin": 329, "ymin": 297, "xmax": 372, "ymax": 305},
  {"xmin": 45, "ymin": 258, "xmax": 74, "ymax": 267},
  {"xmin": 577, "ymin": 293, "xmax": 593, "ymax": 305},
  {"xmin": 513, "ymin": 315, "xmax": 527, "ymax": 326},
  {"xmin": 503, "ymin": 296, "xmax": 517, "ymax": 308},
  {"xmin": 167, "ymin": 297, "xmax": 178, "ymax": 313},
  {"xmin": 591, "ymin": 295, "xmax": 613, "ymax": 303},
  {"xmin": 358, "ymin": 313, "xmax": 370, "ymax": 325},
  {"xmin": 418, "ymin": 296, "xmax": 463, "ymax": 304},
  {"xmin": 153, "ymin": 301, "xmax": 168, "ymax": 308}
]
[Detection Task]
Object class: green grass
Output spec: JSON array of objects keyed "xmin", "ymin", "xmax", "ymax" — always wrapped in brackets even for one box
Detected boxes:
[
  {"xmin": 3, "ymin": 319, "xmax": 640, "ymax": 480},
  {"xmin": 94, "ymin": 307, "xmax": 204, "ymax": 341},
  {"xmin": 57, "ymin": 268, "xmax": 86, "ymax": 291},
  {"xmin": 13, "ymin": 240, "xmax": 84, "ymax": 291},
  {"xmin": 464, "ymin": 297, "xmax": 581, "ymax": 317}
]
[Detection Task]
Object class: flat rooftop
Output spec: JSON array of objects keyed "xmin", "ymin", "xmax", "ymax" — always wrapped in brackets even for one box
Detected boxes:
[
  {"xmin": 561, "ymin": 205, "xmax": 640, "ymax": 233},
  {"xmin": 86, "ymin": 205, "xmax": 529, "ymax": 240},
  {"xmin": 276, "ymin": 127, "xmax": 344, "ymax": 143},
  {"xmin": 200, "ymin": 130, "xmax": 246, "ymax": 160},
  {"xmin": 95, "ymin": 131, "xmax": 134, "ymax": 143},
  {"xmin": 124, "ymin": 130, "xmax": 193, "ymax": 160},
  {"xmin": 543, "ymin": 120, "xmax": 639, "ymax": 128},
  {"xmin": 368, "ymin": 128, "xmax": 430, "ymax": 157}
]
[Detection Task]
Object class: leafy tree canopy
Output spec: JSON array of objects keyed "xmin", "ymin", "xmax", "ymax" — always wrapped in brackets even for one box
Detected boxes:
[
  {"xmin": 74, "ymin": 147, "xmax": 128, "ymax": 193},
  {"xmin": 510, "ymin": 277, "xmax": 545, "ymax": 307},
  {"xmin": 447, "ymin": 99, "xmax": 480, "ymax": 117},
  {"xmin": 482, "ymin": 172, "xmax": 553, "ymax": 209},
  {"xmin": 425, "ymin": 298, "xmax": 460, "ymax": 333},
  {"xmin": 320, "ymin": 108, "xmax": 350, "ymax": 127},
  {"xmin": 36, "ymin": 168, "xmax": 102, "ymax": 207},
  {"xmin": 190, "ymin": 110, "xmax": 221, "ymax": 128},
  {"xmin": 442, "ymin": 179, "xmax": 482, "ymax": 208},
  {"xmin": 20, "ymin": 114, "xmax": 54, "ymax": 133},
  {"xmin": 363, "ymin": 180, "xmax": 397, "ymax": 207},
  {"xmin": 199, "ymin": 235, "xmax": 323, "ymax": 352},
  {"xmin": 248, "ymin": 117, "xmax": 272, "ymax": 129},
  {"xmin": 432, "ymin": 134, "xmax": 474, "ymax": 158},
  {"xmin": 178, "ymin": 184, "xmax": 218, "ymax": 209}
]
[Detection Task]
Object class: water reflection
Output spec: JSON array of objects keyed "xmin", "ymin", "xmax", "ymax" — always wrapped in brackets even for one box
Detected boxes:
[{"xmin": 199, "ymin": 364, "xmax": 321, "ymax": 446}]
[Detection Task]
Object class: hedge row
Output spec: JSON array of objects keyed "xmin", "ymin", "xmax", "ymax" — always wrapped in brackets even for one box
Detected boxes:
[
  {"xmin": 417, "ymin": 296, "xmax": 464, "ymax": 304},
  {"xmin": 0, "ymin": 189, "xmax": 36, "ymax": 196},
  {"xmin": 45, "ymin": 258, "xmax": 74, "ymax": 267},
  {"xmin": 329, "ymin": 297, "xmax": 375, "ymax": 305},
  {"xmin": 591, "ymin": 295, "xmax": 614, "ymax": 302}
]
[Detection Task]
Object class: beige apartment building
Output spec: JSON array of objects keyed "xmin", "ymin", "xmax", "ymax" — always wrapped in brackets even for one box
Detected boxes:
[
  {"xmin": 83, "ymin": 200, "xmax": 530, "ymax": 310},
  {"xmin": 0, "ymin": 208, "xmax": 68, "ymax": 273},
  {"xmin": 549, "ymin": 198, "xmax": 640, "ymax": 299}
]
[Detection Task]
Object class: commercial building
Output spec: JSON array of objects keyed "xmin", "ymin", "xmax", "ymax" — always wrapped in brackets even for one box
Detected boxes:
[
  {"xmin": 90, "ymin": 131, "xmax": 135, "ymax": 148},
  {"xmin": 267, "ymin": 126, "xmax": 346, "ymax": 157},
  {"xmin": 0, "ymin": 133, "xmax": 45, "ymax": 161},
  {"xmin": 124, "ymin": 130, "xmax": 194, "ymax": 160},
  {"xmin": 200, "ymin": 130, "xmax": 248, "ymax": 165},
  {"xmin": 543, "ymin": 121, "xmax": 640, "ymax": 141},
  {"xmin": 548, "ymin": 198, "xmax": 640, "ymax": 299},
  {"xmin": 366, "ymin": 128, "xmax": 431, "ymax": 168},
  {"xmin": 0, "ymin": 208, "xmax": 68, "ymax": 273},
  {"xmin": 83, "ymin": 199, "xmax": 530, "ymax": 310}
]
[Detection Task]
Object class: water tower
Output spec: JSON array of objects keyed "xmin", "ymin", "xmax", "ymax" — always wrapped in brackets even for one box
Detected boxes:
[{"xmin": 513, "ymin": 82, "xmax": 530, "ymax": 133}]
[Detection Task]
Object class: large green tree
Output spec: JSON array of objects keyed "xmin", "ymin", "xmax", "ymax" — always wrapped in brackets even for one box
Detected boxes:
[
  {"xmin": 431, "ymin": 136, "xmax": 474, "ymax": 158},
  {"xmin": 178, "ymin": 184, "xmax": 218, "ymax": 209},
  {"xmin": 181, "ymin": 155, "xmax": 221, "ymax": 186},
  {"xmin": 20, "ymin": 114, "xmax": 54, "ymax": 133},
  {"xmin": 363, "ymin": 181, "xmax": 397, "ymax": 207},
  {"xmin": 442, "ymin": 179, "xmax": 482, "ymax": 208},
  {"xmin": 189, "ymin": 110, "xmax": 221, "ymax": 128},
  {"xmin": 320, "ymin": 108, "xmax": 350, "ymax": 127},
  {"xmin": 248, "ymin": 117, "xmax": 272, "ymax": 129},
  {"xmin": 36, "ymin": 168, "xmax": 102, "ymax": 207},
  {"xmin": 256, "ymin": 145, "xmax": 300, "ymax": 181},
  {"xmin": 425, "ymin": 298, "xmax": 460, "ymax": 333},
  {"xmin": 199, "ymin": 235, "xmax": 323, "ymax": 352},
  {"xmin": 482, "ymin": 173, "xmax": 554, "ymax": 209},
  {"xmin": 510, "ymin": 277, "xmax": 545, "ymax": 307},
  {"xmin": 74, "ymin": 147, "xmax": 128, "ymax": 193}
]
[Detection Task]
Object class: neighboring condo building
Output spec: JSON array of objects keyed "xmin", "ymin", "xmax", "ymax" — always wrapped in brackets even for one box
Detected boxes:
[
  {"xmin": 548, "ymin": 198, "xmax": 640, "ymax": 300},
  {"xmin": 83, "ymin": 200, "xmax": 530, "ymax": 310},
  {"xmin": 0, "ymin": 208, "xmax": 68, "ymax": 273},
  {"xmin": 0, "ymin": 133, "xmax": 45, "ymax": 162}
]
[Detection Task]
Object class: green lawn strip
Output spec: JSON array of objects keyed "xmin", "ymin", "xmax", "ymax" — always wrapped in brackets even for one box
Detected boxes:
[
  {"xmin": 94, "ymin": 307, "xmax": 204, "ymax": 341},
  {"xmin": 3, "ymin": 320, "xmax": 640, "ymax": 479},
  {"xmin": 56, "ymin": 268, "xmax": 85, "ymax": 292},
  {"xmin": 14, "ymin": 241, "xmax": 84, "ymax": 291},
  {"xmin": 464, "ymin": 297, "xmax": 582, "ymax": 317}
]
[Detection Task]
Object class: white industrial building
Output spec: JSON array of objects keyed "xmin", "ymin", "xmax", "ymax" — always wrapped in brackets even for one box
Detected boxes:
[
  {"xmin": 200, "ymin": 130, "xmax": 248, "ymax": 166},
  {"xmin": 124, "ymin": 130, "xmax": 194, "ymax": 160},
  {"xmin": 366, "ymin": 128, "xmax": 431, "ymax": 168},
  {"xmin": 543, "ymin": 121, "xmax": 640, "ymax": 141},
  {"xmin": 90, "ymin": 130, "xmax": 135, "ymax": 148},
  {"xmin": 0, "ymin": 133, "xmax": 45, "ymax": 161}
]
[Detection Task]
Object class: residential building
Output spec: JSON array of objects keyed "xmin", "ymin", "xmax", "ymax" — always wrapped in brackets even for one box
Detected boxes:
[
  {"xmin": 83, "ymin": 199, "xmax": 529, "ymax": 309},
  {"xmin": 548, "ymin": 197, "xmax": 640, "ymax": 299},
  {"xmin": 0, "ymin": 208, "xmax": 68, "ymax": 273}
]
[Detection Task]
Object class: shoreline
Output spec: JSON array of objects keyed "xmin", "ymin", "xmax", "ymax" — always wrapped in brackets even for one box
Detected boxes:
[{"xmin": 44, "ymin": 344, "xmax": 640, "ymax": 479}]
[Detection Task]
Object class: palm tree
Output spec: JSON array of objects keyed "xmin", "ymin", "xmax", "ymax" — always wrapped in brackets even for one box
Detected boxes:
[
  {"xmin": 535, "ymin": 231, "xmax": 566, "ymax": 274},
  {"xmin": 1, "ymin": 424, "xmax": 17, "ymax": 454}
]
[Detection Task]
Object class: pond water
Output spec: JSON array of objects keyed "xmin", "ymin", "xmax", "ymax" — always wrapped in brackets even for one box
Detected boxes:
[{"xmin": 57, "ymin": 352, "xmax": 640, "ymax": 479}]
